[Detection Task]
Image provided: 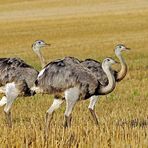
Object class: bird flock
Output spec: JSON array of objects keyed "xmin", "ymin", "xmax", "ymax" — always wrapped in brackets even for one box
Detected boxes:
[{"xmin": 0, "ymin": 40, "xmax": 130, "ymax": 138}]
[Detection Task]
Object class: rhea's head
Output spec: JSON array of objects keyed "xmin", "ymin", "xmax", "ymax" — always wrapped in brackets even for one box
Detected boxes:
[
  {"xmin": 32, "ymin": 40, "xmax": 50, "ymax": 53},
  {"xmin": 115, "ymin": 44, "xmax": 130, "ymax": 56},
  {"xmin": 102, "ymin": 57, "xmax": 118, "ymax": 68}
]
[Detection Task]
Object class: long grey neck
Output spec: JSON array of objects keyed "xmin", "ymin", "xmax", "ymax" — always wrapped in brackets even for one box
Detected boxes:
[
  {"xmin": 98, "ymin": 64, "xmax": 116, "ymax": 95},
  {"xmin": 116, "ymin": 53, "xmax": 127, "ymax": 82},
  {"xmin": 33, "ymin": 47, "xmax": 46, "ymax": 68}
]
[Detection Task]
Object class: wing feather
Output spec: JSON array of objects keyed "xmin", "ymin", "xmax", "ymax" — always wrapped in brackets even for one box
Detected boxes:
[{"xmin": 81, "ymin": 59, "xmax": 117, "ymax": 86}]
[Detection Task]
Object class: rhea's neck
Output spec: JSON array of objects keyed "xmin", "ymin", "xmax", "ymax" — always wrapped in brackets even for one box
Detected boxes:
[
  {"xmin": 116, "ymin": 52, "xmax": 127, "ymax": 81},
  {"xmin": 98, "ymin": 64, "xmax": 116, "ymax": 95},
  {"xmin": 33, "ymin": 47, "xmax": 46, "ymax": 68}
]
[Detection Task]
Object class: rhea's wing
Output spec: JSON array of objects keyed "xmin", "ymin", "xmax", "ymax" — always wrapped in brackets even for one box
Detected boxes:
[
  {"xmin": 81, "ymin": 59, "xmax": 118, "ymax": 85},
  {"xmin": 36, "ymin": 57, "xmax": 99, "ymax": 96},
  {"xmin": 0, "ymin": 58, "xmax": 38, "ymax": 87},
  {"xmin": 81, "ymin": 59, "xmax": 108, "ymax": 85}
]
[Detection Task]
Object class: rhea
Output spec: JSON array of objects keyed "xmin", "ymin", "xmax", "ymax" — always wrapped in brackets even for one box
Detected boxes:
[
  {"xmin": 0, "ymin": 40, "xmax": 50, "ymax": 126},
  {"xmin": 34, "ymin": 57, "xmax": 118, "ymax": 134},
  {"xmin": 0, "ymin": 40, "xmax": 49, "ymax": 94},
  {"xmin": 81, "ymin": 44, "xmax": 130, "ymax": 124}
]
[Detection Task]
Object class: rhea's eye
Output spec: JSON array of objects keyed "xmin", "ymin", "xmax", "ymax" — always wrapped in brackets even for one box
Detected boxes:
[
  {"xmin": 38, "ymin": 41, "xmax": 41, "ymax": 44},
  {"xmin": 107, "ymin": 59, "xmax": 110, "ymax": 61}
]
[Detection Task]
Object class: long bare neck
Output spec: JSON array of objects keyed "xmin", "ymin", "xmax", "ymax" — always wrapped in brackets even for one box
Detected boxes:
[
  {"xmin": 98, "ymin": 64, "xmax": 116, "ymax": 95},
  {"xmin": 116, "ymin": 53, "xmax": 127, "ymax": 82},
  {"xmin": 33, "ymin": 47, "xmax": 46, "ymax": 68}
]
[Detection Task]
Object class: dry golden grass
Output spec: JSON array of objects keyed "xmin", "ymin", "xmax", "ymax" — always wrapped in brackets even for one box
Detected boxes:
[{"xmin": 0, "ymin": 0, "xmax": 148, "ymax": 147}]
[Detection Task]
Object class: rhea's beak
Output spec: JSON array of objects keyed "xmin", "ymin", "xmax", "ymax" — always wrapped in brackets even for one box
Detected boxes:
[
  {"xmin": 125, "ymin": 47, "xmax": 131, "ymax": 50},
  {"xmin": 115, "ymin": 60, "xmax": 120, "ymax": 64},
  {"xmin": 45, "ymin": 43, "xmax": 51, "ymax": 46}
]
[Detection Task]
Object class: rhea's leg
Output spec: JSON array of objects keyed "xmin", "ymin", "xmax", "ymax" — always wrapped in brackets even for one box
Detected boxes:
[
  {"xmin": 45, "ymin": 98, "xmax": 64, "ymax": 139},
  {"xmin": 4, "ymin": 98, "xmax": 15, "ymax": 127},
  {"xmin": 4, "ymin": 82, "xmax": 19, "ymax": 127},
  {"xmin": 88, "ymin": 96, "xmax": 99, "ymax": 125},
  {"xmin": 64, "ymin": 100, "xmax": 76, "ymax": 128},
  {"xmin": 64, "ymin": 87, "xmax": 80, "ymax": 128}
]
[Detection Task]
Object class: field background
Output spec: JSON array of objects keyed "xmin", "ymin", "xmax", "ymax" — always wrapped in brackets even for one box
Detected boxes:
[{"xmin": 0, "ymin": 0, "xmax": 148, "ymax": 147}]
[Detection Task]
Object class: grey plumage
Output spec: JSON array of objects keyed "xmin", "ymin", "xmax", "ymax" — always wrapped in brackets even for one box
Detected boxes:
[
  {"xmin": 0, "ymin": 57, "xmax": 38, "ymax": 95},
  {"xmin": 36, "ymin": 57, "xmax": 99, "ymax": 99},
  {"xmin": 36, "ymin": 56, "xmax": 117, "ymax": 99},
  {"xmin": 81, "ymin": 59, "xmax": 117, "ymax": 86}
]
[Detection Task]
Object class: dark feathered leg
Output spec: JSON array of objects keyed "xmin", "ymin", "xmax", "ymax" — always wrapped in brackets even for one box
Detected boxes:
[{"xmin": 88, "ymin": 96, "xmax": 99, "ymax": 125}]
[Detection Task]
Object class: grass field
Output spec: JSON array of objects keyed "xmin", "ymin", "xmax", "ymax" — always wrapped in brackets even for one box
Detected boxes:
[{"xmin": 0, "ymin": 0, "xmax": 148, "ymax": 147}]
